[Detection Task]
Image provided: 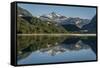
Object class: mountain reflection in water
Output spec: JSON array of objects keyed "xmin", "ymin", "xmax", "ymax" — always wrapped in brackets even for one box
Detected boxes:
[{"xmin": 17, "ymin": 36, "xmax": 96, "ymax": 65}]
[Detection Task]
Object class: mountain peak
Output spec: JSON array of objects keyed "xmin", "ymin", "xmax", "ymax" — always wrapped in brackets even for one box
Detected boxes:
[
  {"xmin": 39, "ymin": 12, "xmax": 67, "ymax": 22},
  {"xmin": 39, "ymin": 12, "xmax": 90, "ymax": 29},
  {"xmin": 51, "ymin": 12, "xmax": 56, "ymax": 15},
  {"xmin": 46, "ymin": 12, "xmax": 61, "ymax": 18}
]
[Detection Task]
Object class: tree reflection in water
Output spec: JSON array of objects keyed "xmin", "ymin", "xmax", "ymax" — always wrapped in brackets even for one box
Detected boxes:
[{"xmin": 17, "ymin": 36, "xmax": 96, "ymax": 61}]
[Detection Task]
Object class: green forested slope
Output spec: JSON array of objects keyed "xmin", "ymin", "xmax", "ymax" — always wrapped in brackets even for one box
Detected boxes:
[{"xmin": 17, "ymin": 7, "xmax": 67, "ymax": 34}]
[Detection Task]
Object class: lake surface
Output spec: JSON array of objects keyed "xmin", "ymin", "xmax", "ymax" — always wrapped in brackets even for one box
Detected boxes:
[{"xmin": 17, "ymin": 35, "xmax": 97, "ymax": 65}]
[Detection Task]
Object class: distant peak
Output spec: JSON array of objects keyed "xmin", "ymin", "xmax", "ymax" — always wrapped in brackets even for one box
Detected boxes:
[
  {"xmin": 51, "ymin": 12, "xmax": 56, "ymax": 14},
  {"xmin": 50, "ymin": 12, "xmax": 59, "ymax": 16}
]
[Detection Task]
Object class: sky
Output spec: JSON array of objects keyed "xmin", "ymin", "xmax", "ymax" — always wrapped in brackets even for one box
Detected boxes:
[{"xmin": 17, "ymin": 3, "xmax": 96, "ymax": 19}]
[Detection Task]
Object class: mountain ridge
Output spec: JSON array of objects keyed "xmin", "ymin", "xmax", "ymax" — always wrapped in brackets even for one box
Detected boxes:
[
  {"xmin": 17, "ymin": 7, "xmax": 67, "ymax": 34},
  {"xmin": 39, "ymin": 12, "xmax": 90, "ymax": 28},
  {"xmin": 17, "ymin": 6, "xmax": 96, "ymax": 34}
]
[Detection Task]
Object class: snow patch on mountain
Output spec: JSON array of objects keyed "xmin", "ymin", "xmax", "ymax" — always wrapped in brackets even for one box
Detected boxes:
[{"xmin": 39, "ymin": 12, "xmax": 90, "ymax": 28}]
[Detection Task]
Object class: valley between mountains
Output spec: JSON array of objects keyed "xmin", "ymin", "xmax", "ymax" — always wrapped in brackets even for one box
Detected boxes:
[{"xmin": 17, "ymin": 6, "xmax": 96, "ymax": 34}]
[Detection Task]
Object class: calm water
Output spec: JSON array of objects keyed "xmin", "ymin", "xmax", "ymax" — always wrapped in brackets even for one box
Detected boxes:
[{"xmin": 17, "ymin": 35, "xmax": 97, "ymax": 65}]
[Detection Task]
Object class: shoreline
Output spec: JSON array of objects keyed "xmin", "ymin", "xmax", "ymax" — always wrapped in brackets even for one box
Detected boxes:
[{"xmin": 17, "ymin": 34, "xmax": 96, "ymax": 36}]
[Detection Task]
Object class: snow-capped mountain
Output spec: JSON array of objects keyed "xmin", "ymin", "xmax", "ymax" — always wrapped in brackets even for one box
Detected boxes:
[
  {"xmin": 39, "ymin": 12, "xmax": 67, "ymax": 22},
  {"xmin": 39, "ymin": 12, "xmax": 90, "ymax": 28},
  {"xmin": 62, "ymin": 17, "xmax": 90, "ymax": 28}
]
